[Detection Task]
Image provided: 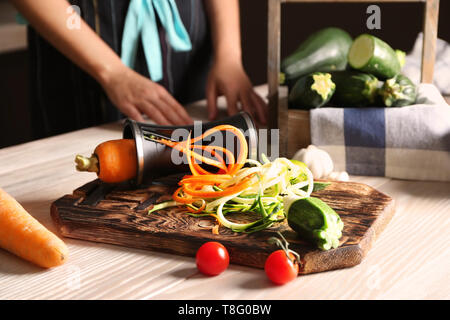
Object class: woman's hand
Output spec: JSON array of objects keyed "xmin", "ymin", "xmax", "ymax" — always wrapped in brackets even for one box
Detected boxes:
[
  {"xmin": 11, "ymin": 0, "xmax": 192, "ymax": 126},
  {"xmin": 206, "ymin": 59, "xmax": 268, "ymax": 125},
  {"xmin": 100, "ymin": 65, "xmax": 193, "ymax": 125}
]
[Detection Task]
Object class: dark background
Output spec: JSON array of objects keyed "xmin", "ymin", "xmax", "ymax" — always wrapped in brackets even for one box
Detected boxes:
[{"xmin": 1, "ymin": 1, "xmax": 449, "ymax": 148}]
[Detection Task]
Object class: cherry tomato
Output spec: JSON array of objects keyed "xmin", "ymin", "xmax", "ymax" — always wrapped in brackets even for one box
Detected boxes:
[
  {"xmin": 264, "ymin": 250, "xmax": 299, "ymax": 285},
  {"xmin": 196, "ymin": 242, "xmax": 230, "ymax": 276}
]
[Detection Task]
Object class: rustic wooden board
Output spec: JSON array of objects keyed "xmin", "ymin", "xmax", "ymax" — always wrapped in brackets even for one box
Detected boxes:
[{"xmin": 51, "ymin": 176, "xmax": 395, "ymax": 274}]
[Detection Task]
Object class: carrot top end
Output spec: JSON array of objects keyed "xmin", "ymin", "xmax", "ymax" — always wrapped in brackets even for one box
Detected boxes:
[{"xmin": 75, "ymin": 154, "xmax": 99, "ymax": 173}]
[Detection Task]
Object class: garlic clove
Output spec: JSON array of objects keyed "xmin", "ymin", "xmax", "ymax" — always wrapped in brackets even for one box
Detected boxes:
[{"xmin": 292, "ymin": 145, "xmax": 334, "ymax": 179}]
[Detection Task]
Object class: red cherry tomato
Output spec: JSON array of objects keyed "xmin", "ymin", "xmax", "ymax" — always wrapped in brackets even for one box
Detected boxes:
[
  {"xmin": 196, "ymin": 242, "xmax": 230, "ymax": 276},
  {"xmin": 264, "ymin": 250, "xmax": 299, "ymax": 285}
]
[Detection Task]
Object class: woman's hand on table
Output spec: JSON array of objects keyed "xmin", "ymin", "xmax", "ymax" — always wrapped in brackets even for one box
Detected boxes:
[
  {"xmin": 10, "ymin": 0, "xmax": 192, "ymax": 126},
  {"xmin": 101, "ymin": 65, "xmax": 193, "ymax": 125},
  {"xmin": 206, "ymin": 59, "xmax": 268, "ymax": 126}
]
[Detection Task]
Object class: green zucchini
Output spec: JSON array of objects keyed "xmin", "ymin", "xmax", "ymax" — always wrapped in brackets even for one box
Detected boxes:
[
  {"xmin": 286, "ymin": 197, "xmax": 344, "ymax": 251},
  {"xmin": 330, "ymin": 71, "xmax": 379, "ymax": 107},
  {"xmin": 348, "ymin": 34, "xmax": 401, "ymax": 79},
  {"xmin": 281, "ymin": 27, "xmax": 353, "ymax": 86},
  {"xmin": 289, "ymin": 72, "xmax": 336, "ymax": 109},
  {"xmin": 379, "ymin": 74, "xmax": 417, "ymax": 107}
]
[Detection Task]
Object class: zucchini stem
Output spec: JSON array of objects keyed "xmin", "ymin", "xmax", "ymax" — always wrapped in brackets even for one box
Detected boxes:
[
  {"xmin": 311, "ymin": 73, "xmax": 335, "ymax": 100},
  {"xmin": 75, "ymin": 154, "xmax": 99, "ymax": 173}
]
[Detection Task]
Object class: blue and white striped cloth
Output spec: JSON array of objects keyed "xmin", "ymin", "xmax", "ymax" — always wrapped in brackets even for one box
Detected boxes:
[{"xmin": 310, "ymin": 84, "xmax": 450, "ymax": 181}]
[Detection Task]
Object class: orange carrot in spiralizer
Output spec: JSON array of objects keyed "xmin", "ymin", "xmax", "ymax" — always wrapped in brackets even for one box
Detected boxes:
[
  {"xmin": 0, "ymin": 188, "xmax": 68, "ymax": 268},
  {"xmin": 75, "ymin": 125, "xmax": 249, "ymax": 208},
  {"xmin": 75, "ymin": 139, "xmax": 137, "ymax": 183}
]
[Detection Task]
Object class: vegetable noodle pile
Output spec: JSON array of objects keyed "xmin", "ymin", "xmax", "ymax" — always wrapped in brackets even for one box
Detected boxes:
[{"xmin": 149, "ymin": 125, "xmax": 314, "ymax": 233}]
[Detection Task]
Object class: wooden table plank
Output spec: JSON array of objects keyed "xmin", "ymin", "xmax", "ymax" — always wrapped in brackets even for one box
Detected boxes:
[{"xmin": 0, "ymin": 122, "xmax": 123, "ymax": 176}]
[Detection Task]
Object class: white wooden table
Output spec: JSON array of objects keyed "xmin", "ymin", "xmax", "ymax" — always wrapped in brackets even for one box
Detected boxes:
[{"xmin": 0, "ymin": 87, "xmax": 449, "ymax": 300}]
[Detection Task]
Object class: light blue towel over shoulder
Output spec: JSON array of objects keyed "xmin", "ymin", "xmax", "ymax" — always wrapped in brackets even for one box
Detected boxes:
[
  {"xmin": 121, "ymin": 0, "xmax": 192, "ymax": 82},
  {"xmin": 16, "ymin": 13, "xmax": 28, "ymax": 25}
]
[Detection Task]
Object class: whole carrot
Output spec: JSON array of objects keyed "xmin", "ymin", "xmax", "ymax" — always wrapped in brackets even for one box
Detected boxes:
[{"xmin": 0, "ymin": 188, "xmax": 68, "ymax": 268}]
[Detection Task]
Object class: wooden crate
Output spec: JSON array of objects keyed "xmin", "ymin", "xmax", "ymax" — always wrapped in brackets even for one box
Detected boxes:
[{"xmin": 267, "ymin": 0, "xmax": 440, "ymax": 156}]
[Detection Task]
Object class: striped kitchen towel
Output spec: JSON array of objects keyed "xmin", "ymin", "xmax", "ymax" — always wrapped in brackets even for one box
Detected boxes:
[{"xmin": 310, "ymin": 84, "xmax": 450, "ymax": 181}]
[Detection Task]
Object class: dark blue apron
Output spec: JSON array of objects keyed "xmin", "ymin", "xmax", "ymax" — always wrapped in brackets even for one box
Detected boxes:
[{"xmin": 28, "ymin": 0, "xmax": 212, "ymax": 139}]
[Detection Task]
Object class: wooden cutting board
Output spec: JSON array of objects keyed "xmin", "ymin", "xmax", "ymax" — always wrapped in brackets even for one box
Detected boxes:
[{"xmin": 51, "ymin": 175, "xmax": 395, "ymax": 274}]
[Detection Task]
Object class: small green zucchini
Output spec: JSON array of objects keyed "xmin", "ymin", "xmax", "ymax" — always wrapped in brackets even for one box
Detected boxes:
[
  {"xmin": 281, "ymin": 27, "xmax": 353, "ymax": 86},
  {"xmin": 286, "ymin": 197, "xmax": 344, "ymax": 251},
  {"xmin": 289, "ymin": 72, "xmax": 336, "ymax": 109},
  {"xmin": 330, "ymin": 71, "xmax": 379, "ymax": 107},
  {"xmin": 379, "ymin": 74, "xmax": 417, "ymax": 107},
  {"xmin": 348, "ymin": 34, "xmax": 401, "ymax": 80}
]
